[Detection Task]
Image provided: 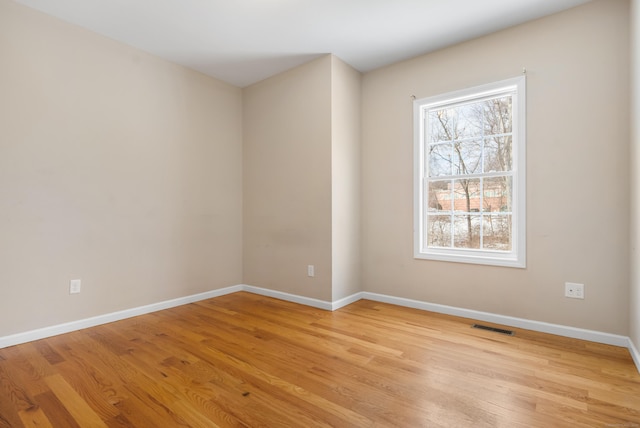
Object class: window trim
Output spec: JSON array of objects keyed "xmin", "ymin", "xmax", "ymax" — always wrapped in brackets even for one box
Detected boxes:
[{"xmin": 413, "ymin": 76, "xmax": 526, "ymax": 268}]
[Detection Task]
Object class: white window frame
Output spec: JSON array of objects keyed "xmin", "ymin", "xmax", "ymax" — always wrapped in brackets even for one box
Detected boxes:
[{"xmin": 413, "ymin": 76, "xmax": 526, "ymax": 268}]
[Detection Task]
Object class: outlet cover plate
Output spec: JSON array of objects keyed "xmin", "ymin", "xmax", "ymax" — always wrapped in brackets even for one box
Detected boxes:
[
  {"xmin": 70, "ymin": 279, "xmax": 81, "ymax": 294},
  {"xmin": 565, "ymin": 282, "xmax": 584, "ymax": 299}
]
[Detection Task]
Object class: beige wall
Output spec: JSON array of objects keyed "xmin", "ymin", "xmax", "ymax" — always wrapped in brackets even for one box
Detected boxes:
[
  {"xmin": 243, "ymin": 56, "xmax": 334, "ymax": 301},
  {"xmin": 631, "ymin": 0, "xmax": 640, "ymax": 349},
  {"xmin": 331, "ymin": 57, "xmax": 362, "ymax": 301},
  {"xmin": 361, "ymin": 0, "xmax": 631, "ymax": 334},
  {"xmin": 1, "ymin": 0, "xmax": 635, "ymax": 343},
  {"xmin": 0, "ymin": 0, "xmax": 243, "ymax": 336}
]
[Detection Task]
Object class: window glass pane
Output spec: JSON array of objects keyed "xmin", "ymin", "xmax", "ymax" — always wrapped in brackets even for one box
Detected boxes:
[
  {"xmin": 428, "ymin": 180, "xmax": 451, "ymax": 211},
  {"xmin": 482, "ymin": 214, "xmax": 512, "ymax": 251},
  {"xmin": 429, "ymin": 109, "xmax": 456, "ymax": 142},
  {"xmin": 428, "ymin": 143, "xmax": 452, "ymax": 177},
  {"xmin": 452, "ymin": 178, "xmax": 480, "ymax": 212},
  {"xmin": 484, "ymin": 136, "xmax": 512, "ymax": 172},
  {"xmin": 483, "ymin": 96, "xmax": 512, "ymax": 135},
  {"xmin": 452, "ymin": 140, "xmax": 482, "ymax": 175},
  {"xmin": 454, "ymin": 214, "xmax": 480, "ymax": 249},
  {"xmin": 427, "ymin": 215, "xmax": 451, "ymax": 248},
  {"xmin": 456, "ymin": 103, "xmax": 482, "ymax": 139},
  {"xmin": 483, "ymin": 176, "xmax": 512, "ymax": 212}
]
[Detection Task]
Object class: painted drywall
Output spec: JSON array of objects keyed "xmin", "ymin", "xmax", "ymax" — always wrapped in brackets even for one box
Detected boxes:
[
  {"xmin": 1, "ymin": 0, "xmax": 634, "ymax": 346},
  {"xmin": 243, "ymin": 56, "xmax": 333, "ymax": 301},
  {"xmin": 631, "ymin": 0, "xmax": 640, "ymax": 351},
  {"xmin": 361, "ymin": 0, "xmax": 631, "ymax": 335},
  {"xmin": 331, "ymin": 57, "xmax": 362, "ymax": 301},
  {"xmin": 0, "ymin": 0, "xmax": 243, "ymax": 336},
  {"xmin": 243, "ymin": 55, "xmax": 362, "ymax": 302}
]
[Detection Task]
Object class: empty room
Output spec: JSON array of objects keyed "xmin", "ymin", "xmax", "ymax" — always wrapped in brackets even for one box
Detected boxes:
[{"xmin": 1, "ymin": 0, "xmax": 640, "ymax": 426}]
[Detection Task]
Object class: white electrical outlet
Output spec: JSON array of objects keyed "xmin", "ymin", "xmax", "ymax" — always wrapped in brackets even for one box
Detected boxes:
[
  {"xmin": 307, "ymin": 265, "xmax": 315, "ymax": 277},
  {"xmin": 564, "ymin": 282, "xmax": 584, "ymax": 299},
  {"xmin": 69, "ymin": 279, "xmax": 82, "ymax": 294}
]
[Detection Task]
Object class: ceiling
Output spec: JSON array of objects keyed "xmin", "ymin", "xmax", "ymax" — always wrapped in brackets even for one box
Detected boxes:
[{"xmin": 12, "ymin": 0, "xmax": 593, "ymax": 87}]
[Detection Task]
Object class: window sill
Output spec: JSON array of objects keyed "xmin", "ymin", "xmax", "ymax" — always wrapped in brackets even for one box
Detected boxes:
[{"xmin": 414, "ymin": 249, "xmax": 526, "ymax": 268}]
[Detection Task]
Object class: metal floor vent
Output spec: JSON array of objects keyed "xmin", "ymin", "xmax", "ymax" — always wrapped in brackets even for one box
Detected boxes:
[{"xmin": 472, "ymin": 324, "xmax": 514, "ymax": 336}]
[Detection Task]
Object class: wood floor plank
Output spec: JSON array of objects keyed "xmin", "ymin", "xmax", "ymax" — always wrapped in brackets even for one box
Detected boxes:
[
  {"xmin": 0, "ymin": 355, "xmax": 37, "ymax": 416},
  {"xmin": 18, "ymin": 407, "xmax": 53, "ymax": 428},
  {"xmin": 0, "ymin": 291, "xmax": 639, "ymax": 427},
  {"xmin": 30, "ymin": 341, "xmax": 65, "ymax": 366},
  {"xmin": 0, "ymin": 393, "xmax": 24, "ymax": 428},
  {"xmin": 43, "ymin": 374, "xmax": 108, "ymax": 428},
  {"xmin": 31, "ymin": 391, "xmax": 81, "ymax": 428}
]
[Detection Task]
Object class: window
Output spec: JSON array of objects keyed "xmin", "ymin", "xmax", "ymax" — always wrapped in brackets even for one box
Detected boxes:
[{"xmin": 413, "ymin": 76, "xmax": 526, "ymax": 268}]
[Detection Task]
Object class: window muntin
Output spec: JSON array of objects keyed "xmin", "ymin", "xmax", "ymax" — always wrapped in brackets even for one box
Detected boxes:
[{"xmin": 414, "ymin": 77, "xmax": 525, "ymax": 268}]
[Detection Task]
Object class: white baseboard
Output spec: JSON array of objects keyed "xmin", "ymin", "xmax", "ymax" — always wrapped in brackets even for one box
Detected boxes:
[
  {"xmin": 332, "ymin": 292, "xmax": 365, "ymax": 310},
  {"xmin": 226, "ymin": 287, "xmax": 634, "ymax": 357},
  {"xmin": 2, "ymin": 285, "xmax": 638, "ymax": 375},
  {"xmin": 629, "ymin": 338, "xmax": 640, "ymax": 371},
  {"xmin": 360, "ymin": 291, "xmax": 630, "ymax": 348},
  {"xmin": 241, "ymin": 285, "xmax": 333, "ymax": 310},
  {"xmin": 238, "ymin": 287, "xmax": 363, "ymax": 311},
  {"xmin": 0, "ymin": 285, "xmax": 243, "ymax": 349}
]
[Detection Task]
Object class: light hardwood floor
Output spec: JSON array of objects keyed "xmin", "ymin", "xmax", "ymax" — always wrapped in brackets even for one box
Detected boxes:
[{"xmin": 0, "ymin": 291, "xmax": 639, "ymax": 427}]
